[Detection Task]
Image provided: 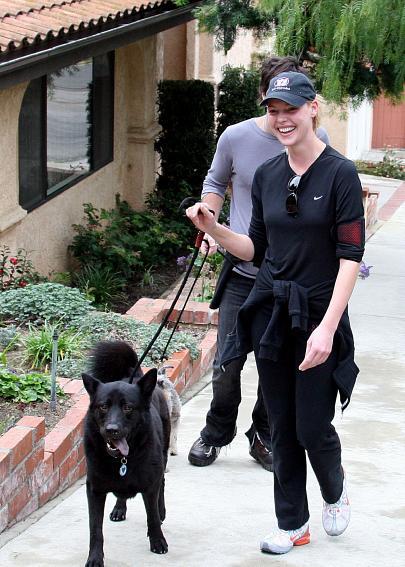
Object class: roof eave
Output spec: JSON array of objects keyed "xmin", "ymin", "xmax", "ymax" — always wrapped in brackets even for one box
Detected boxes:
[{"xmin": 0, "ymin": 2, "xmax": 199, "ymax": 90}]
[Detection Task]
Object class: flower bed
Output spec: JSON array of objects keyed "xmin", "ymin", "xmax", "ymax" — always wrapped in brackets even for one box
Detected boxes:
[{"xmin": 0, "ymin": 299, "xmax": 218, "ymax": 534}]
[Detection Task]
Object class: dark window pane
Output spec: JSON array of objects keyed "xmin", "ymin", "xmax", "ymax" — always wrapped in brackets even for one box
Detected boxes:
[
  {"xmin": 47, "ymin": 60, "xmax": 93, "ymax": 193},
  {"xmin": 93, "ymin": 52, "xmax": 114, "ymax": 169},
  {"xmin": 19, "ymin": 77, "xmax": 46, "ymax": 210}
]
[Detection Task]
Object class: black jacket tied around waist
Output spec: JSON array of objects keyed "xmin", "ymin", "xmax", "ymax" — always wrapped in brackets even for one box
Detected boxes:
[{"xmin": 220, "ymin": 262, "xmax": 359, "ymax": 411}]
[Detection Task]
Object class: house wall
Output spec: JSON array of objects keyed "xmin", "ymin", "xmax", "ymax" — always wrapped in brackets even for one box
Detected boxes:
[
  {"xmin": 0, "ymin": 36, "xmax": 161, "ymax": 276},
  {"xmin": 317, "ymin": 98, "xmax": 348, "ymax": 156}
]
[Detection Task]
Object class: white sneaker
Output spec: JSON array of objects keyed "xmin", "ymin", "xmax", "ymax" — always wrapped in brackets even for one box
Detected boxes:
[
  {"xmin": 260, "ymin": 522, "xmax": 310, "ymax": 554},
  {"xmin": 322, "ymin": 471, "xmax": 351, "ymax": 536}
]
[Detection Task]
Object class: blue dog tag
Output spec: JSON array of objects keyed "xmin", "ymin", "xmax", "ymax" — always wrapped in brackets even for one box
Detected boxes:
[{"xmin": 119, "ymin": 458, "xmax": 127, "ymax": 477}]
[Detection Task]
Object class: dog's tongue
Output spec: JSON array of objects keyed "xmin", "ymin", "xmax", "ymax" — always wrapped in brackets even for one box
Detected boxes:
[{"xmin": 112, "ymin": 438, "xmax": 129, "ymax": 456}]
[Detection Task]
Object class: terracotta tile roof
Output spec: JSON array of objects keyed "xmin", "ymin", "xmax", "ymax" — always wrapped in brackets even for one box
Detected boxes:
[{"xmin": 0, "ymin": 1, "xmax": 171, "ymax": 55}]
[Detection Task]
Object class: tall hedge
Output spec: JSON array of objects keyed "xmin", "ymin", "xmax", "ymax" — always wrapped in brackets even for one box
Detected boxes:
[
  {"xmin": 216, "ymin": 65, "xmax": 262, "ymax": 140},
  {"xmin": 148, "ymin": 80, "xmax": 215, "ymax": 225}
]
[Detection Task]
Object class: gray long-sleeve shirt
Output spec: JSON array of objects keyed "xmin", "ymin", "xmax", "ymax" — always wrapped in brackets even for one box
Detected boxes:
[{"xmin": 201, "ymin": 118, "xmax": 329, "ymax": 277}]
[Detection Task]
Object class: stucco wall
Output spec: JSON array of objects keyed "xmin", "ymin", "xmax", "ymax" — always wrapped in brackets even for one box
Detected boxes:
[
  {"xmin": 162, "ymin": 24, "xmax": 187, "ymax": 80},
  {"xmin": 318, "ymin": 98, "xmax": 348, "ymax": 156},
  {"xmin": 0, "ymin": 36, "xmax": 161, "ymax": 275}
]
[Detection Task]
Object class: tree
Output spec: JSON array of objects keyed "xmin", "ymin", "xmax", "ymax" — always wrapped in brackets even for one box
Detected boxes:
[{"xmin": 189, "ymin": 0, "xmax": 405, "ymax": 105}]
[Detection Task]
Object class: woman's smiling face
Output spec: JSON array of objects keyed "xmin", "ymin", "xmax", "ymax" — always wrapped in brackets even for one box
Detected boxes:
[{"xmin": 266, "ymin": 99, "xmax": 317, "ymax": 146}]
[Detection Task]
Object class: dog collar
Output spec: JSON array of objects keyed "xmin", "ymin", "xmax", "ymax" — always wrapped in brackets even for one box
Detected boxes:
[{"xmin": 106, "ymin": 443, "xmax": 128, "ymax": 476}]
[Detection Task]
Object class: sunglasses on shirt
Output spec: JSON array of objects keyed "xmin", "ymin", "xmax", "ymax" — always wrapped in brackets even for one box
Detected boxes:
[{"xmin": 286, "ymin": 175, "xmax": 301, "ymax": 216}]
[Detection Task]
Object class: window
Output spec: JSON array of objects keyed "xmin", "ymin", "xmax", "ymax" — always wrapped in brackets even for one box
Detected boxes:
[{"xmin": 19, "ymin": 52, "xmax": 114, "ymax": 211}]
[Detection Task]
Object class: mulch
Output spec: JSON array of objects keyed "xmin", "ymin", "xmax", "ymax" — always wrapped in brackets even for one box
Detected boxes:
[{"xmin": 0, "ymin": 395, "xmax": 76, "ymax": 437}]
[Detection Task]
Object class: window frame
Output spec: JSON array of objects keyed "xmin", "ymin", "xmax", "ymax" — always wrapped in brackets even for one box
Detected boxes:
[{"xmin": 18, "ymin": 51, "xmax": 114, "ymax": 212}]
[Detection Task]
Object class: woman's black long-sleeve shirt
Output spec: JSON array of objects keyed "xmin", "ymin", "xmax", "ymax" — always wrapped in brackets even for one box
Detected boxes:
[{"xmin": 249, "ymin": 145, "xmax": 365, "ymax": 286}]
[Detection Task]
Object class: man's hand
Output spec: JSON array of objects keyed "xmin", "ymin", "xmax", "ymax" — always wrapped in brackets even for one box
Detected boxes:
[
  {"xmin": 186, "ymin": 202, "xmax": 216, "ymax": 234},
  {"xmin": 299, "ymin": 324, "xmax": 334, "ymax": 371}
]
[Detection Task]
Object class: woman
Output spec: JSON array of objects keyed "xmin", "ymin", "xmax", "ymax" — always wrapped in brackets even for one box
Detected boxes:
[{"xmin": 186, "ymin": 71, "xmax": 364, "ymax": 555}]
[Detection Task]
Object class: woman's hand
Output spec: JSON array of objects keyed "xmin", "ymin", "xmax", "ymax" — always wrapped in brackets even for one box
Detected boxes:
[
  {"xmin": 299, "ymin": 324, "xmax": 334, "ymax": 371},
  {"xmin": 186, "ymin": 202, "xmax": 217, "ymax": 235},
  {"xmin": 201, "ymin": 234, "xmax": 218, "ymax": 256}
]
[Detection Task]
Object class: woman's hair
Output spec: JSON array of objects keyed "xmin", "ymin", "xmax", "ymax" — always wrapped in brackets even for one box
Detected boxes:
[{"xmin": 260, "ymin": 56, "xmax": 318, "ymax": 131}]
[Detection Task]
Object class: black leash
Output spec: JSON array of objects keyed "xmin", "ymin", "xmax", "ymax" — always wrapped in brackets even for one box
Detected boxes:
[
  {"xmin": 128, "ymin": 198, "xmax": 211, "ymax": 384},
  {"xmin": 127, "ymin": 198, "xmax": 252, "ymax": 383}
]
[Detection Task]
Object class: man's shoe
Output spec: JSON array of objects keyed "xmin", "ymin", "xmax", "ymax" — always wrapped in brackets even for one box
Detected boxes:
[
  {"xmin": 249, "ymin": 432, "xmax": 273, "ymax": 472},
  {"xmin": 260, "ymin": 522, "xmax": 310, "ymax": 554},
  {"xmin": 322, "ymin": 471, "xmax": 350, "ymax": 536},
  {"xmin": 188, "ymin": 437, "xmax": 221, "ymax": 467}
]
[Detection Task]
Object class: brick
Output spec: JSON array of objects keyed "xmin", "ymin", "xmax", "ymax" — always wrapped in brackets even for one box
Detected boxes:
[
  {"xmin": 8, "ymin": 481, "xmax": 31, "ymax": 522},
  {"xmin": 170, "ymin": 350, "xmax": 190, "ymax": 373},
  {"xmin": 57, "ymin": 377, "xmax": 71, "ymax": 389},
  {"xmin": 15, "ymin": 493, "xmax": 39, "ymax": 524},
  {"xmin": 194, "ymin": 309, "xmax": 210, "ymax": 325},
  {"xmin": 25, "ymin": 443, "xmax": 44, "ymax": 476},
  {"xmin": 0, "ymin": 427, "xmax": 33, "ymax": 469},
  {"xmin": 16, "ymin": 416, "xmax": 46, "ymax": 442},
  {"xmin": 59, "ymin": 447, "xmax": 79, "ymax": 490},
  {"xmin": 0, "ymin": 450, "xmax": 11, "ymax": 484},
  {"xmin": 41, "ymin": 451, "xmax": 54, "ymax": 480},
  {"xmin": 74, "ymin": 392, "xmax": 89, "ymax": 409},
  {"xmin": 77, "ymin": 442, "xmax": 85, "ymax": 461},
  {"xmin": 165, "ymin": 359, "xmax": 181, "ymax": 381},
  {"xmin": 0, "ymin": 464, "xmax": 26, "ymax": 508},
  {"xmin": 39, "ymin": 470, "xmax": 59, "ymax": 507},
  {"xmin": 44, "ymin": 429, "xmax": 73, "ymax": 468},
  {"xmin": 78, "ymin": 457, "xmax": 87, "ymax": 478},
  {"xmin": 63, "ymin": 379, "xmax": 85, "ymax": 395},
  {"xmin": 179, "ymin": 309, "xmax": 194, "ymax": 324},
  {"xmin": 54, "ymin": 408, "xmax": 86, "ymax": 447}
]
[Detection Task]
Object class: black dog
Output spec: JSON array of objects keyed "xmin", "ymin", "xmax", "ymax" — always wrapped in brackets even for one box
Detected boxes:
[{"xmin": 82, "ymin": 341, "xmax": 170, "ymax": 566}]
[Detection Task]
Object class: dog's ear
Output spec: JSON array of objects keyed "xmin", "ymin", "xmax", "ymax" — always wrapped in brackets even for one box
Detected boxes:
[
  {"xmin": 82, "ymin": 373, "xmax": 102, "ymax": 397},
  {"xmin": 137, "ymin": 368, "xmax": 157, "ymax": 400}
]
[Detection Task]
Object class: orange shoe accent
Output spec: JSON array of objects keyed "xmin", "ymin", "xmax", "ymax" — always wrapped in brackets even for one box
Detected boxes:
[{"xmin": 293, "ymin": 531, "xmax": 310, "ymax": 546}]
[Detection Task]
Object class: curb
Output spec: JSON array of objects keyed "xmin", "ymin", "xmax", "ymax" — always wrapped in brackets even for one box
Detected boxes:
[{"xmin": 0, "ymin": 299, "xmax": 217, "ymax": 534}]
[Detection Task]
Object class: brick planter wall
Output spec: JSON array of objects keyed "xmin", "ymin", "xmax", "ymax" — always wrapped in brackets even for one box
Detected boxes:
[{"xmin": 0, "ymin": 298, "xmax": 217, "ymax": 533}]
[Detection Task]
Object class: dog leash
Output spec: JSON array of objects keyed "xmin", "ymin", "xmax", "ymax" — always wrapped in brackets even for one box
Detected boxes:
[{"xmin": 128, "ymin": 199, "xmax": 210, "ymax": 384}]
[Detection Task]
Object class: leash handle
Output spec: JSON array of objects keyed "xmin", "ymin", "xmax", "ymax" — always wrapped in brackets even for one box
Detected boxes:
[{"xmin": 195, "ymin": 231, "xmax": 205, "ymax": 248}]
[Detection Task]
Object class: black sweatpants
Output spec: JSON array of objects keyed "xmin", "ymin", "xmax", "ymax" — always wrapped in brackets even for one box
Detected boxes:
[{"xmin": 251, "ymin": 305, "xmax": 344, "ymax": 530}]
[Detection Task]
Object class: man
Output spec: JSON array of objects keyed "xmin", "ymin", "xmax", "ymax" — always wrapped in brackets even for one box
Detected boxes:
[{"xmin": 188, "ymin": 57, "xmax": 329, "ymax": 471}]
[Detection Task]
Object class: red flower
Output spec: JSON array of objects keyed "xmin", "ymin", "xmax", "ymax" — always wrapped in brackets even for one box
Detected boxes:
[
  {"xmin": 9, "ymin": 257, "xmax": 18, "ymax": 265},
  {"xmin": 0, "ymin": 269, "xmax": 3, "ymax": 275},
  {"xmin": 18, "ymin": 280, "xmax": 28, "ymax": 287}
]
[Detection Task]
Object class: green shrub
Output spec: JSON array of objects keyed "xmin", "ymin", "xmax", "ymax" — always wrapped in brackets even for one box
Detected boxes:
[
  {"xmin": 74, "ymin": 312, "xmax": 200, "ymax": 365},
  {"xmin": 216, "ymin": 65, "xmax": 262, "ymax": 140},
  {"xmin": 355, "ymin": 148, "xmax": 405, "ymax": 181},
  {"xmin": 147, "ymin": 80, "xmax": 215, "ymax": 231},
  {"xmin": 0, "ymin": 366, "xmax": 65, "ymax": 403},
  {"xmin": 73, "ymin": 265, "xmax": 125, "ymax": 308},
  {"xmin": 0, "ymin": 283, "xmax": 94, "ymax": 325},
  {"xmin": 70, "ymin": 196, "xmax": 182, "ymax": 280},
  {"xmin": 22, "ymin": 321, "xmax": 88, "ymax": 370}
]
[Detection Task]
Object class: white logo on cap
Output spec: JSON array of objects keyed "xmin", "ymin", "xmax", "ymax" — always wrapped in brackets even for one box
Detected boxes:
[{"xmin": 274, "ymin": 77, "xmax": 290, "ymax": 87}]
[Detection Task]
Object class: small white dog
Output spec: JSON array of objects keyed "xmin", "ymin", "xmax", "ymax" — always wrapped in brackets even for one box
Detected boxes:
[{"xmin": 157, "ymin": 366, "xmax": 181, "ymax": 455}]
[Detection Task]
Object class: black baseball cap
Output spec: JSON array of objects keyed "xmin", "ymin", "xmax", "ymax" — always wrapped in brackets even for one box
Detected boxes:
[{"xmin": 260, "ymin": 71, "xmax": 316, "ymax": 108}]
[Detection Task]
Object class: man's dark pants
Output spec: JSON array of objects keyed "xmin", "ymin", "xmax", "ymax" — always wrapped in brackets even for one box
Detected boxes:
[{"xmin": 200, "ymin": 272, "xmax": 272, "ymax": 449}]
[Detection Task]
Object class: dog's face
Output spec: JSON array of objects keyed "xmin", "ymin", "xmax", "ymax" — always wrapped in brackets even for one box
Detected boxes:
[{"xmin": 82, "ymin": 369, "xmax": 157, "ymax": 457}]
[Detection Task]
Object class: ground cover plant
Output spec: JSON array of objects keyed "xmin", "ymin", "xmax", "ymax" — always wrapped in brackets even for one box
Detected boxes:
[{"xmin": 355, "ymin": 149, "xmax": 405, "ymax": 180}]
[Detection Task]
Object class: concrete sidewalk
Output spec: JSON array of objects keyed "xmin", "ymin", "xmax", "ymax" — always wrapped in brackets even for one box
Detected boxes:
[{"xmin": 0, "ymin": 178, "xmax": 404, "ymax": 566}]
